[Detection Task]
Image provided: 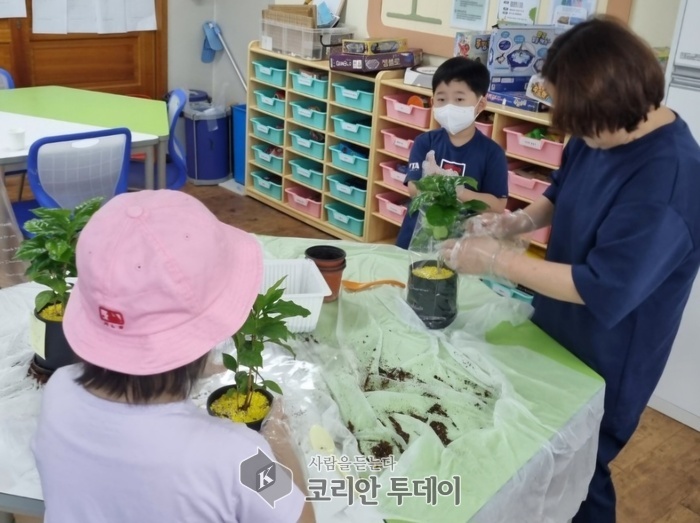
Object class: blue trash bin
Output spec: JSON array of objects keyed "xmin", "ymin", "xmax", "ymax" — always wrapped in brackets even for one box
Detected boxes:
[
  {"xmin": 232, "ymin": 104, "xmax": 246, "ymax": 185},
  {"xmin": 184, "ymin": 104, "xmax": 231, "ymax": 185}
]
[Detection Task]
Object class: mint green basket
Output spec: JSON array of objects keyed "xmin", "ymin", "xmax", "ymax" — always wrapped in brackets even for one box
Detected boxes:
[
  {"xmin": 252, "ymin": 59, "xmax": 287, "ymax": 87},
  {"xmin": 327, "ymin": 174, "xmax": 367, "ymax": 208},
  {"xmin": 251, "ymin": 116, "xmax": 284, "ymax": 146},
  {"xmin": 290, "ymin": 130, "xmax": 325, "ymax": 160},
  {"xmin": 251, "ymin": 171, "xmax": 283, "ymax": 201},
  {"xmin": 251, "ymin": 144, "xmax": 283, "ymax": 174},
  {"xmin": 329, "ymin": 144, "xmax": 369, "ymax": 177},
  {"xmin": 332, "ymin": 81, "xmax": 374, "ymax": 112},
  {"xmin": 290, "ymin": 71, "xmax": 329, "ymax": 99},
  {"xmin": 290, "ymin": 100, "xmax": 327, "ymax": 130},
  {"xmin": 325, "ymin": 202, "xmax": 365, "ymax": 237},
  {"xmin": 254, "ymin": 89, "xmax": 285, "ymax": 117},
  {"xmin": 290, "ymin": 158, "xmax": 324, "ymax": 190},
  {"xmin": 331, "ymin": 114, "xmax": 372, "ymax": 146}
]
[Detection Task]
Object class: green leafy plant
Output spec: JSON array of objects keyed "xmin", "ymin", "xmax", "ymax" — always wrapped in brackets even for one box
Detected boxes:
[
  {"xmin": 222, "ymin": 276, "xmax": 311, "ymax": 411},
  {"xmin": 409, "ymin": 175, "xmax": 489, "ymax": 243},
  {"xmin": 14, "ymin": 197, "xmax": 103, "ymax": 316}
]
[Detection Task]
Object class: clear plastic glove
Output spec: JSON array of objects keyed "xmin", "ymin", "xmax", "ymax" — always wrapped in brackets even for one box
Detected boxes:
[
  {"xmin": 422, "ymin": 150, "xmax": 457, "ymax": 177},
  {"xmin": 464, "ymin": 209, "xmax": 537, "ymax": 240},
  {"xmin": 439, "ymin": 235, "xmax": 522, "ymax": 281},
  {"xmin": 260, "ymin": 396, "xmax": 290, "ymax": 441}
]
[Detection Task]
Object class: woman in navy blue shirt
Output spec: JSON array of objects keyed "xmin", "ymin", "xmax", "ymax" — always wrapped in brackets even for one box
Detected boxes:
[{"xmin": 442, "ymin": 17, "xmax": 700, "ymax": 523}]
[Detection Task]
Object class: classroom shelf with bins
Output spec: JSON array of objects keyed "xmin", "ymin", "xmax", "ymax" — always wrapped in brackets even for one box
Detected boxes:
[{"xmin": 245, "ymin": 41, "xmax": 563, "ymax": 248}]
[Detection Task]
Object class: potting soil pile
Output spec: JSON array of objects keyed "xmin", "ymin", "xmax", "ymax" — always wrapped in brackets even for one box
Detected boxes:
[{"xmin": 197, "ymin": 237, "xmax": 605, "ymax": 523}]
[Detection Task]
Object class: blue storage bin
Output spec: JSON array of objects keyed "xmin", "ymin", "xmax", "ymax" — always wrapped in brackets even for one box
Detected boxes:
[
  {"xmin": 252, "ymin": 59, "xmax": 287, "ymax": 87},
  {"xmin": 329, "ymin": 143, "xmax": 369, "ymax": 177},
  {"xmin": 290, "ymin": 158, "xmax": 324, "ymax": 190},
  {"xmin": 251, "ymin": 116, "xmax": 284, "ymax": 146},
  {"xmin": 289, "ymin": 130, "xmax": 325, "ymax": 160},
  {"xmin": 331, "ymin": 114, "xmax": 372, "ymax": 146},
  {"xmin": 327, "ymin": 174, "xmax": 367, "ymax": 208},
  {"xmin": 325, "ymin": 202, "xmax": 365, "ymax": 237},
  {"xmin": 254, "ymin": 89, "xmax": 285, "ymax": 117},
  {"xmin": 290, "ymin": 71, "xmax": 329, "ymax": 99},
  {"xmin": 232, "ymin": 104, "xmax": 246, "ymax": 185},
  {"xmin": 251, "ymin": 144, "xmax": 284, "ymax": 174},
  {"xmin": 482, "ymin": 279, "xmax": 534, "ymax": 305},
  {"xmin": 251, "ymin": 171, "xmax": 283, "ymax": 201},
  {"xmin": 332, "ymin": 81, "xmax": 375, "ymax": 112},
  {"xmin": 290, "ymin": 100, "xmax": 327, "ymax": 130}
]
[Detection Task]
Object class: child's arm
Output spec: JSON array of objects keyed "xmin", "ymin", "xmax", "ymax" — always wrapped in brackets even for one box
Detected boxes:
[
  {"xmin": 470, "ymin": 144, "xmax": 510, "ymax": 212},
  {"xmin": 404, "ymin": 134, "xmax": 431, "ymax": 197},
  {"xmin": 457, "ymin": 187, "xmax": 508, "ymax": 212}
]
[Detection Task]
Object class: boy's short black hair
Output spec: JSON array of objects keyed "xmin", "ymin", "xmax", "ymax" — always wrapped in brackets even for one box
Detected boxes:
[
  {"xmin": 432, "ymin": 57, "xmax": 490, "ymax": 97},
  {"xmin": 75, "ymin": 353, "xmax": 209, "ymax": 404}
]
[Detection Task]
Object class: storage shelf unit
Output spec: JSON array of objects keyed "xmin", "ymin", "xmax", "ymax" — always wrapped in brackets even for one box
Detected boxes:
[{"xmin": 245, "ymin": 41, "xmax": 561, "ymax": 247}]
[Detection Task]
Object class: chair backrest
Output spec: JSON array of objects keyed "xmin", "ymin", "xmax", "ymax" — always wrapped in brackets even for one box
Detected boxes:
[
  {"xmin": 167, "ymin": 88, "xmax": 188, "ymax": 187},
  {"xmin": 0, "ymin": 68, "xmax": 14, "ymax": 89},
  {"xmin": 27, "ymin": 128, "xmax": 132, "ymax": 210}
]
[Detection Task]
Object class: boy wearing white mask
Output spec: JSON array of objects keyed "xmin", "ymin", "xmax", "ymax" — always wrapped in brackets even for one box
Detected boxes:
[{"xmin": 396, "ymin": 57, "xmax": 508, "ymax": 249}]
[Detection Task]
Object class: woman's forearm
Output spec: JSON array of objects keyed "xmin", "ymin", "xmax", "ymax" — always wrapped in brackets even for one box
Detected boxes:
[{"xmin": 497, "ymin": 253, "xmax": 584, "ymax": 304}]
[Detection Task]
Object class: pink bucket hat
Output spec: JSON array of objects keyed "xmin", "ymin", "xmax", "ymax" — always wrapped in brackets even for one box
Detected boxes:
[{"xmin": 63, "ymin": 190, "xmax": 263, "ymax": 375}]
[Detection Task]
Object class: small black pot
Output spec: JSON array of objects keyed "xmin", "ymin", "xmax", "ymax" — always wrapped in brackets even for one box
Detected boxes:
[
  {"xmin": 206, "ymin": 385, "xmax": 274, "ymax": 432},
  {"xmin": 304, "ymin": 245, "xmax": 346, "ymax": 269},
  {"xmin": 406, "ymin": 260, "xmax": 458, "ymax": 329},
  {"xmin": 32, "ymin": 309, "xmax": 77, "ymax": 375}
]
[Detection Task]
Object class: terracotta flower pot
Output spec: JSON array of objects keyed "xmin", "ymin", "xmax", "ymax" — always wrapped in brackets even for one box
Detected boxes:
[
  {"xmin": 206, "ymin": 385, "xmax": 274, "ymax": 432},
  {"xmin": 318, "ymin": 262, "xmax": 346, "ymax": 303},
  {"xmin": 406, "ymin": 260, "xmax": 458, "ymax": 329}
]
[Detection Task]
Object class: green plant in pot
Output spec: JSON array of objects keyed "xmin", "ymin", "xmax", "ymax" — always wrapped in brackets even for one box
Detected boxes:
[
  {"xmin": 14, "ymin": 197, "xmax": 103, "ymax": 376},
  {"xmin": 406, "ymin": 175, "xmax": 488, "ymax": 329},
  {"xmin": 207, "ymin": 277, "xmax": 310, "ymax": 431}
]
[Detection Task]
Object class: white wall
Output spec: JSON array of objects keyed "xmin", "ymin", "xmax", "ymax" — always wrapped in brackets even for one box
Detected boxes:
[{"xmin": 629, "ymin": 0, "xmax": 681, "ymax": 48}]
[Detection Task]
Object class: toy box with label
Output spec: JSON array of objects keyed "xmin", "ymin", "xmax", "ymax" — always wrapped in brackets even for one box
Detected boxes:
[
  {"xmin": 330, "ymin": 49, "xmax": 423, "ymax": 72},
  {"xmin": 489, "ymin": 76, "xmax": 530, "ymax": 93},
  {"xmin": 487, "ymin": 26, "xmax": 555, "ymax": 78},
  {"xmin": 453, "ymin": 32, "xmax": 490, "ymax": 64},
  {"xmin": 486, "ymin": 91, "xmax": 548, "ymax": 112},
  {"xmin": 341, "ymin": 37, "xmax": 408, "ymax": 55}
]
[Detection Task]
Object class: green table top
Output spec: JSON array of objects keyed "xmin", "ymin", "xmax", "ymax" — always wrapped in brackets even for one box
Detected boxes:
[
  {"xmin": 0, "ymin": 86, "xmax": 169, "ymax": 138},
  {"xmin": 261, "ymin": 237, "xmax": 604, "ymax": 522}
]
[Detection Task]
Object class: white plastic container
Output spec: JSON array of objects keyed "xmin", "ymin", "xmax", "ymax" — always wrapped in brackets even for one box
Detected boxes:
[{"xmin": 262, "ymin": 259, "xmax": 331, "ymax": 332}]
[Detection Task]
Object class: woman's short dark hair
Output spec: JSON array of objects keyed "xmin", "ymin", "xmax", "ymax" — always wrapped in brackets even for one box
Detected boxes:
[
  {"xmin": 432, "ymin": 56, "xmax": 490, "ymax": 97},
  {"xmin": 541, "ymin": 16, "xmax": 665, "ymax": 137},
  {"xmin": 75, "ymin": 353, "xmax": 209, "ymax": 404}
]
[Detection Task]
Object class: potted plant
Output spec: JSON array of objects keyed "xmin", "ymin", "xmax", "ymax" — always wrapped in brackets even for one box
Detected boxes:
[
  {"xmin": 207, "ymin": 277, "xmax": 310, "ymax": 431},
  {"xmin": 14, "ymin": 197, "xmax": 103, "ymax": 378},
  {"xmin": 406, "ymin": 175, "xmax": 488, "ymax": 329}
]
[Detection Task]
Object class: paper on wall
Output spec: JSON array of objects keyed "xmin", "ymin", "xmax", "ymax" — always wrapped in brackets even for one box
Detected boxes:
[
  {"xmin": 125, "ymin": 0, "xmax": 156, "ymax": 31},
  {"xmin": 97, "ymin": 0, "xmax": 126, "ymax": 34},
  {"xmin": 451, "ymin": 0, "xmax": 489, "ymax": 31},
  {"xmin": 32, "ymin": 0, "xmax": 68, "ymax": 34},
  {"xmin": 0, "ymin": 0, "xmax": 27, "ymax": 18},
  {"xmin": 497, "ymin": 0, "xmax": 541, "ymax": 25},
  {"xmin": 68, "ymin": 0, "xmax": 98, "ymax": 33},
  {"xmin": 549, "ymin": 0, "xmax": 596, "ymax": 29}
]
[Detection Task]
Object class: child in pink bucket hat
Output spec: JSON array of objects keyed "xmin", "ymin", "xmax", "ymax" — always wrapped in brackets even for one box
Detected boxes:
[{"xmin": 32, "ymin": 190, "xmax": 308, "ymax": 523}]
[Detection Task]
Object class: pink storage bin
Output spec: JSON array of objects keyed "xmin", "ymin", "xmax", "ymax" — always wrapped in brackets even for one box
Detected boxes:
[
  {"xmin": 503, "ymin": 124, "xmax": 564, "ymax": 167},
  {"xmin": 380, "ymin": 160, "xmax": 410, "ymax": 193},
  {"xmin": 381, "ymin": 128, "xmax": 422, "ymax": 159},
  {"xmin": 508, "ymin": 169, "xmax": 551, "ymax": 201},
  {"xmin": 285, "ymin": 186, "xmax": 322, "ymax": 219},
  {"xmin": 376, "ymin": 192, "xmax": 409, "ymax": 224},
  {"xmin": 475, "ymin": 121, "xmax": 494, "ymax": 139},
  {"xmin": 383, "ymin": 94, "xmax": 431, "ymax": 129},
  {"xmin": 530, "ymin": 226, "xmax": 551, "ymax": 245}
]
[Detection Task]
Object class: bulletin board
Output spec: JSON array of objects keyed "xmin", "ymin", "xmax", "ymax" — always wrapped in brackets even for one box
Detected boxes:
[{"xmin": 366, "ymin": 0, "xmax": 633, "ymax": 58}]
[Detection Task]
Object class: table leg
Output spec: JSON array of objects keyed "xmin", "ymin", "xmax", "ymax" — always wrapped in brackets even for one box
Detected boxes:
[
  {"xmin": 157, "ymin": 139, "xmax": 167, "ymax": 189},
  {"xmin": 0, "ymin": 167, "xmax": 29, "ymax": 288},
  {"xmin": 144, "ymin": 146, "xmax": 155, "ymax": 190}
]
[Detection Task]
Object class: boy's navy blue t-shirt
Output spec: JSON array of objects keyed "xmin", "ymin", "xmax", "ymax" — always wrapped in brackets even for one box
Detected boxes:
[
  {"xmin": 533, "ymin": 116, "xmax": 700, "ymax": 430},
  {"xmin": 395, "ymin": 128, "xmax": 508, "ymax": 249}
]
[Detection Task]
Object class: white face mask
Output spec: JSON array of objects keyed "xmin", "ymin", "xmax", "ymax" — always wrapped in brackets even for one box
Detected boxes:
[{"xmin": 433, "ymin": 100, "xmax": 481, "ymax": 135}]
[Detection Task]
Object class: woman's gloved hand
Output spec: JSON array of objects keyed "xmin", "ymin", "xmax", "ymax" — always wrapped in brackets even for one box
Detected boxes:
[
  {"xmin": 440, "ymin": 235, "xmax": 522, "ymax": 281},
  {"xmin": 465, "ymin": 209, "xmax": 537, "ymax": 240}
]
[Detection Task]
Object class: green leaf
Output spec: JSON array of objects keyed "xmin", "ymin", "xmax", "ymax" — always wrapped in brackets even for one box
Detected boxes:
[
  {"xmin": 258, "ymin": 319, "xmax": 290, "ymax": 341},
  {"xmin": 238, "ymin": 345, "xmax": 263, "ymax": 368},
  {"xmin": 274, "ymin": 340, "xmax": 297, "ymax": 358},
  {"xmin": 426, "ymin": 205, "xmax": 457, "ymax": 228},
  {"xmin": 462, "ymin": 176, "xmax": 479, "ymax": 190},
  {"xmin": 45, "ymin": 239, "xmax": 70, "ymax": 262},
  {"xmin": 222, "ymin": 353, "xmax": 237, "ymax": 371},
  {"xmin": 263, "ymin": 380, "xmax": 283, "ymax": 395},
  {"xmin": 431, "ymin": 226, "xmax": 449, "ymax": 240},
  {"xmin": 272, "ymin": 299, "xmax": 311, "ymax": 319},
  {"xmin": 235, "ymin": 371, "xmax": 250, "ymax": 393},
  {"xmin": 35, "ymin": 290, "xmax": 58, "ymax": 313}
]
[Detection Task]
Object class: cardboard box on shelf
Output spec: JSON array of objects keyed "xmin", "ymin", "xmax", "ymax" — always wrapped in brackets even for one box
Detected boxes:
[
  {"xmin": 330, "ymin": 48, "xmax": 422, "ymax": 72},
  {"xmin": 341, "ymin": 37, "xmax": 408, "ymax": 55},
  {"xmin": 403, "ymin": 66, "xmax": 436, "ymax": 89},
  {"xmin": 453, "ymin": 32, "xmax": 490, "ymax": 64},
  {"xmin": 486, "ymin": 91, "xmax": 548, "ymax": 113},
  {"xmin": 489, "ymin": 76, "xmax": 530, "ymax": 93},
  {"xmin": 487, "ymin": 26, "xmax": 556, "ymax": 78}
]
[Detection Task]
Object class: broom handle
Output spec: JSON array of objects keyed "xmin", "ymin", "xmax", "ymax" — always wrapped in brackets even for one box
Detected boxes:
[{"xmin": 212, "ymin": 24, "xmax": 248, "ymax": 93}]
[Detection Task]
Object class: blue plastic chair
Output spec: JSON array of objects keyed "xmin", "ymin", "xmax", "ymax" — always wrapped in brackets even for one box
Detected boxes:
[
  {"xmin": 128, "ymin": 88, "xmax": 187, "ymax": 190},
  {"xmin": 0, "ymin": 68, "xmax": 14, "ymax": 89},
  {"xmin": 12, "ymin": 128, "xmax": 132, "ymax": 236}
]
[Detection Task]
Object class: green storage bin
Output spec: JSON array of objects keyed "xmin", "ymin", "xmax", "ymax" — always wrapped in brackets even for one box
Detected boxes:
[
  {"xmin": 251, "ymin": 116, "xmax": 284, "ymax": 146},
  {"xmin": 252, "ymin": 59, "xmax": 287, "ymax": 87},
  {"xmin": 325, "ymin": 202, "xmax": 365, "ymax": 237},
  {"xmin": 332, "ymin": 81, "xmax": 374, "ymax": 112},
  {"xmin": 290, "ymin": 100, "xmax": 327, "ymax": 130},
  {"xmin": 327, "ymin": 174, "xmax": 367, "ymax": 207},
  {"xmin": 331, "ymin": 114, "xmax": 372, "ymax": 146},
  {"xmin": 290, "ymin": 71, "xmax": 329, "ymax": 99},
  {"xmin": 251, "ymin": 144, "xmax": 283, "ymax": 174},
  {"xmin": 254, "ymin": 89, "xmax": 285, "ymax": 117},
  {"xmin": 329, "ymin": 144, "xmax": 369, "ymax": 177},
  {"xmin": 290, "ymin": 158, "xmax": 324, "ymax": 190},
  {"xmin": 251, "ymin": 171, "xmax": 283, "ymax": 200},
  {"xmin": 290, "ymin": 130, "xmax": 325, "ymax": 160}
]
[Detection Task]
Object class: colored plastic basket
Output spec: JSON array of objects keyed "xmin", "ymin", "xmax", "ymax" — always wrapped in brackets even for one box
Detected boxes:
[
  {"xmin": 332, "ymin": 81, "xmax": 375, "ymax": 112},
  {"xmin": 285, "ymin": 186, "xmax": 322, "ymax": 219},
  {"xmin": 251, "ymin": 171, "xmax": 283, "ymax": 200},
  {"xmin": 383, "ymin": 93, "xmax": 431, "ymax": 129},
  {"xmin": 325, "ymin": 201, "xmax": 365, "ymax": 237},
  {"xmin": 331, "ymin": 113, "xmax": 372, "ymax": 146},
  {"xmin": 289, "ymin": 129, "xmax": 325, "ymax": 160},
  {"xmin": 251, "ymin": 144, "xmax": 283, "ymax": 174},
  {"xmin": 251, "ymin": 116, "xmax": 284, "ymax": 146},
  {"xmin": 327, "ymin": 174, "xmax": 367, "ymax": 207},
  {"xmin": 252, "ymin": 59, "xmax": 287, "ymax": 87},
  {"xmin": 254, "ymin": 89, "xmax": 285, "ymax": 117},
  {"xmin": 290, "ymin": 71, "xmax": 329, "ymax": 99},
  {"xmin": 329, "ymin": 144, "xmax": 369, "ymax": 177},
  {"xmin": 289, "ymin": 158, "xmax": 324, "ymax": 190},
  {"xmin": 290, "ymin": 100, "xmax": 327, "ymax": 130}
]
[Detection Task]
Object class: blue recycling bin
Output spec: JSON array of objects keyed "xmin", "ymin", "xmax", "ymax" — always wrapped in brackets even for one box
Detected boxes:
[
  {"xmin": 184, "ymin": 103, "xmax": 231, "ymax": 185},
  {"xmin": 232, "ymin": 104, "xmax": 246, "ymax": 185}
]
